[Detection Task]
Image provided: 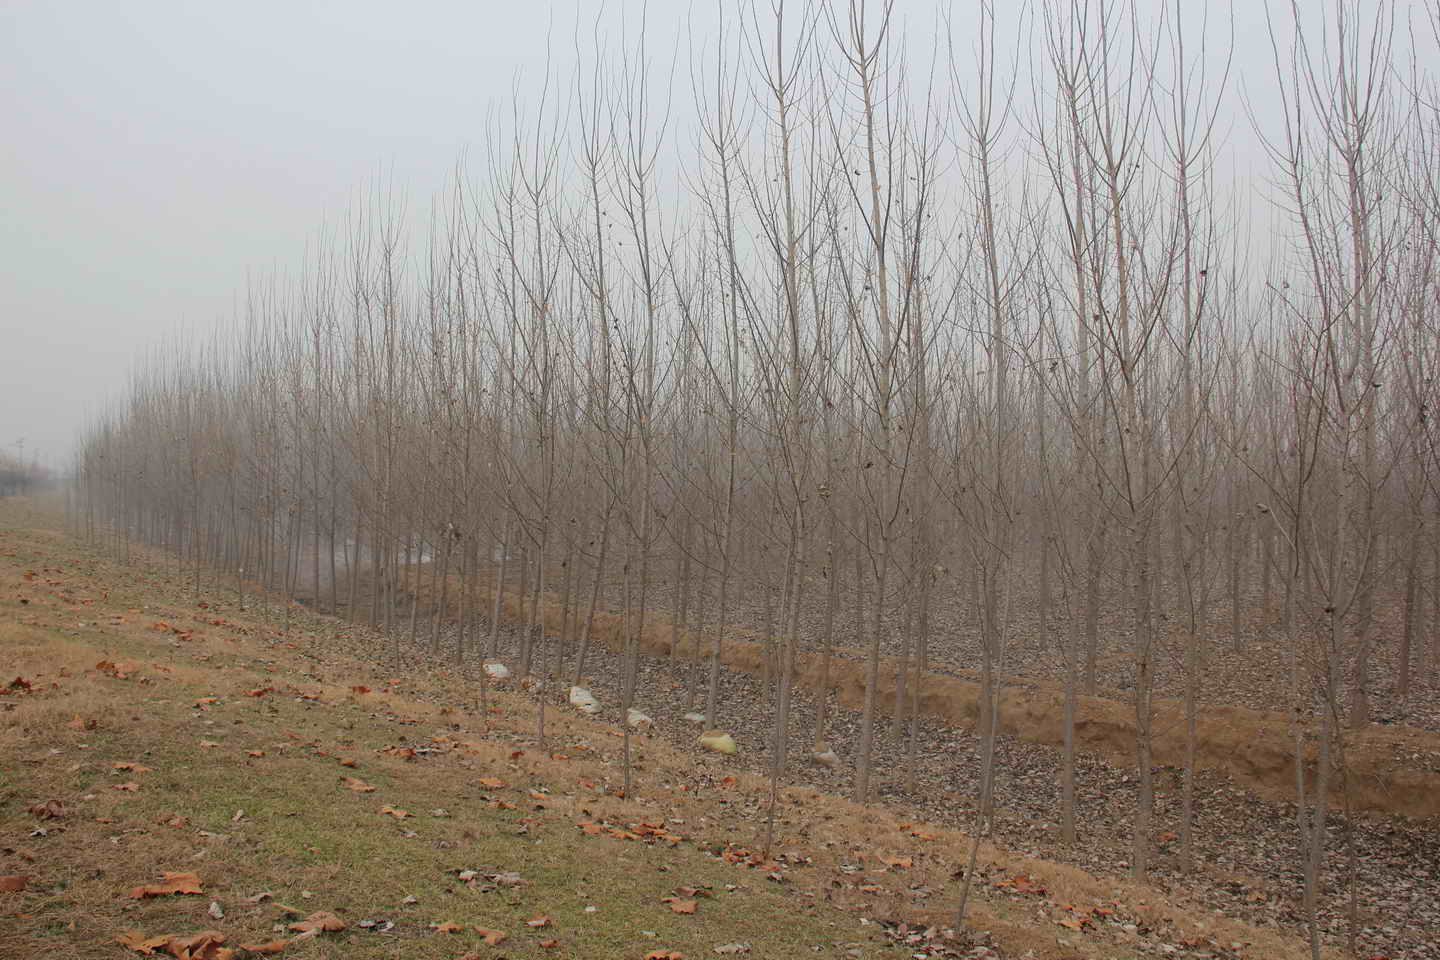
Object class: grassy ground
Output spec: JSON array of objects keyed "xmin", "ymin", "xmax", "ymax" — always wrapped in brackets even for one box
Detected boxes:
[{"xmin": 0, "ymin": 495, "xmax": 1333, "ymax": 960}]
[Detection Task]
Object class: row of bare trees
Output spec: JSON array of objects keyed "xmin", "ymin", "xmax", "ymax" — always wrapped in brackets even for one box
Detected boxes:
[{"xmin": 73, "ymin": 1, "xmax": 1440, "ymax": 954}]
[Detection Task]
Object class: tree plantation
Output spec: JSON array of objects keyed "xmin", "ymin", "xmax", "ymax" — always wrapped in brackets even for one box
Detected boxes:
[{"xmin": 68, "ymin": 2, "xmax": 1440, "ymax": 957}]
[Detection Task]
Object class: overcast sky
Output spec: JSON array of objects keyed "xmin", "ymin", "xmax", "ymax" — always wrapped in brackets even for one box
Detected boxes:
[{"xmin": 0, "ymin": 1, "xmax": 1414, "ymax": 470}]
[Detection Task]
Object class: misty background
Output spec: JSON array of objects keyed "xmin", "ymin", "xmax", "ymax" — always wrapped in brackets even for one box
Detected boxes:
[{"xmin": 0, "ymin": 0, "xmax": 1417, "ymax": 472}]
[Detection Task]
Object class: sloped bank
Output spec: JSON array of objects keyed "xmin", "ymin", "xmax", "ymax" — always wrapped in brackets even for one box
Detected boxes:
[{"xmin": 498, "ymin": 591, "xmax": 1440, "ymax": 820}]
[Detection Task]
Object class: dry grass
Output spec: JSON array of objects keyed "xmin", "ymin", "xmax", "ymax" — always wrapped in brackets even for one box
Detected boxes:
[{"xmin": 0, "ymin": 494, "xmax": 1339, "ymax": 959}]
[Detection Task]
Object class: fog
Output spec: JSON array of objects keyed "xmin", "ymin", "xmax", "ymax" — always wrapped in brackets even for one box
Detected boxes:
[{"xmin": 0, "ymin": 0, "xmax": 1412, "ymax": 471}]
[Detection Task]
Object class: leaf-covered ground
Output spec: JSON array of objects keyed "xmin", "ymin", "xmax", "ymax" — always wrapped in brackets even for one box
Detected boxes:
[{"xmin": 1, "ymin": 495, "xmax": 1341, "ymax": 960}]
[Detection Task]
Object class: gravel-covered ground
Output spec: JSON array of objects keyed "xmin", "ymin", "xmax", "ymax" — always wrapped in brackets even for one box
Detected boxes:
[
  {"xmin": 631, "ymin": 561, "xmax": 1440, "ymax": 735},
  {"xmin": 395, "ymin": 612, "xmax": 1440, "ymax": 960}
]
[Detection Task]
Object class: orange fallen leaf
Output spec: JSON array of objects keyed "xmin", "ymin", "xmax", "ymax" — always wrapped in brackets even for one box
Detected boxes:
[
  {"xmin": 115, "ymin": 930, "xmax": 173, "ymax": 955},
  {"xmin": 247, "ymin": 750, "xmax": 265, "ymax": 758},
  {"xmin": 128, "ymin": 871, "xmax": 203, "ymax": 898},
  {"xmin": 28, "ymin": 799, "xmax": 64, "ymax": 819},
  {"xmin": 161, "ymin": 814, "xmax": 189, "ymax": 828},
  {"xmin": 287, "ymin": 911, "xmax": 345, "ymax": 933},
  {"xmin": 342, "ymin": 777, "xmax": 376, "ymax": 793},
  {"xmin": 662, "ymin": 897, "xmax": 697, "ymax": 914},
  {"xmin": 475, "ymin": 928, "xmax": 508, "ymax": 945},
  {"xmin": 1010, "ymin": 873, "xmax": 1045, "ymax": 895},
  {"xmin": 538, "ymin": 939, "xmax": 559, "ymax": 949},
  {"xmin": 350, "ymin": 685, "xmax": 371, "ymax": 694},
  {"xmin": 113, "ymin": 762, "xmax": 152, "ymax": 774},
  {"xmin": 577, "ymin": 821, "xmax": 603, "ymax": 836},
  {"xmin": 245, "ymin": 688, "xmax": 271, "ymax": 697},
  {"xmin": 169, "ymin": 931, "xmax": 229, "ymax": 958},
  {"xmin": 237, "ymin": 940, "xmax": 288, "ymax": 954},
  {"xmin": 0, "ymin": 875, "xmax": 28, "ymax": 892},
  {"xmin": 114, "ymin": 782, "xmax": 141, "ymax": 792},
  {"xmin": 878, "ymin": 855, "xmax": 912, "ymax": 870},
  {"xmin": 645, "ymin": 952, "xmax": 686, "ymax": 960},
  {"xmin": 67, "ymin": 715, "xmax": 97, "ymax": 730},
  {"xmin": 379, "ymin": 805, "xmax": 412, "ymax": 819},
  {"xmin": 525, "ymin": 914, "xmax": 552, "ymax": 928},
  {"xmin": 430, "ymin": 921, "xmax": 465, "ymax": 933},
  {"xmin": 477, "ymin": 777, "xmax": 506, "ymax": 789},
  {"xmin": 338, "ymin": 757, "xmax": 357, "ymax": 768}
]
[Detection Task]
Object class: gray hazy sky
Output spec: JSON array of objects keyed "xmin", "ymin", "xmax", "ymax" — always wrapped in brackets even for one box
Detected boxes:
[{"xmin": 0, "ymin": 1, "xmax": 1409, "ymax": 470}]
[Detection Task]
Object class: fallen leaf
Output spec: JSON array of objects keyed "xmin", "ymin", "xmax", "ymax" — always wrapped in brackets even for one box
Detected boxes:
[
  {"xmin": 342, "ymin": 777, "xmax": 376, "ymax": 793},
  {"xmin": 646, "ymin": 952, "xmax": 686, "ymax": 960},
  {"xmin": 115, "ymin": 930, "xmax": 173, "ymax": 955},
  {"xmin": 538, "ymin": 939, "xmax": 559, "ymax": 948},
  {"xmin": 477, "ymin": 777, "xmax": 506, "ymax": 789},
  {"xmin": 113, "ymin": 762, "xmax": 152, "ymax": 774},
  {"xmin": 350, "ymin": 685, "xmax": 370, "ymax": 694},
  {"xmin": 245, "ymin": 688, "xmax": 271, "ymax": 697},
  {"xmin": 28, "ymin": 799, "xmax": 64, "ymax": 819},
  {"xmin": 114, "ymin": 781, "xmax": 141, "ymax": 792},
  {"xmin": 67, "ymin": 715, "xmax": 97, "ymax": 730},
  {"xmin": 237, "ymin": 940, "xmax": 288, "ymax": 955},
  {"xmin": 475, "ymin": 928, "xmax": 508, "ymax": 945},
  {"xmin": 430, "ymin": 920, "xmax": 465, "ymax": 933},
  {"xmin": 525, "ymin": 914, "xmax": 552, "ymax": 928},
  {"xmin": 1010, "ymin": 873, "xmax": 1045, "ymax": 895},
  {"xmin": 0, "ymin": 875, "xmax": 28, "ymax": 892},
  {"xmin": 662, "ymin": 898, "xmax": 698, "ymax": 915},
  {"xmin": 878, "ymin": 855, "xmax": 912, "ymax": 870},
  {"xmin": 287, "ymin": 911, "xmax": 345, "ymax": 934},
  {"xmin": 199, "ymin": 740, "xmax": 221, "ymax": 749},
  {"xmin": 379, "ymin": 805, "xmax": 411, "ymax": 819},
  {"xmin": 338, "ymin": 757, "xmax": 357, "ymax": 768},
  {"xmin": 128, "ymin": 871, "xmax": 203, "ymax": 898},
  {"xmin": 169, "ymin": 930, "xmax": 230, "ymax": 959},
  {"xmin": 713, "ymin": 944, "xmax": 750, "ymax": 955},
  {"xmin": 247, "ymin": 750, "xmax": 265, "ymax": 758}
]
